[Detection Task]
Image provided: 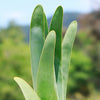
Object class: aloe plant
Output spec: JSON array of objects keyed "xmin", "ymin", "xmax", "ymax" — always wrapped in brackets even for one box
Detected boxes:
[{"xmin": 14, "ymin": 4, "xmax": 77, "ymax": 100}]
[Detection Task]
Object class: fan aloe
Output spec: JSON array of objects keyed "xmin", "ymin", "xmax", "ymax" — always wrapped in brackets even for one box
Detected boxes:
[{"xmin": 14, "ymin": 5, "xmax": 77, "ymax": 100}]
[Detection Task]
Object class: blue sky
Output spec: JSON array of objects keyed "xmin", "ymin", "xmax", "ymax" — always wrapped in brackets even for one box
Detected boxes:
[{"xmin": 0, "ymin": 0, "xmax": 92, "ymax": 27}]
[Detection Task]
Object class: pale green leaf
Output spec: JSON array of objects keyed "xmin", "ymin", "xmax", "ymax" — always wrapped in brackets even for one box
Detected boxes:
[
  {"xmin": 37, "ymin": 31, "xmax": 58, "ymax": 100},
  {"xmin": 14, "ymin": 77, "xmax": 41, "ymax": 100},
  {"xmin": 30, "ymin": 5, "xmax": 45, "ymax": 90},
  {"xmin": 57, "ymin": 67, "xmax": 64, "ymax": 100},
  {"xmin": 62, "ymin": 21, "xmax": 77, "ymax": 99}
]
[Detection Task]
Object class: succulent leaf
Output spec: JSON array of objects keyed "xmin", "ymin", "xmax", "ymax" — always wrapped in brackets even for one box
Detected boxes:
[
  {"xmin": 44, "ymin": 13, "xmax": 48, "ymax": 38},
  {"xmin": 49, "ymin": 6, "xmax": 63, "ymax": 81},
  {"xmin": 30, "ymin": 5, "xmax": 45, "ymax": 90},
  {"xmin": 57, "ymin": 66, "xmax": 64, "ymax": 100},
  {"xmin": 14, "ymin": 77, "xmax": 41, "ymax": 100},
  {"xmin": 62, "ymin": 21, "xmax": 77, "ymax": 99},
  {"xmin": 37, "ymin": 31, "xmax": 58, "ymax": 100}
]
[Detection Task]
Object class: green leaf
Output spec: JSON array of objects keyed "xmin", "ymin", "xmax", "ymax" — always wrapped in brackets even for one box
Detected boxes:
[
  {"xmin": 14, "ymin": 77, "xmax": 41, "ymax": 100},
  {"xmin": 49, "ymin": 6, "xmax": 63, "ymax": 80},
  {"xmin": 44, "ymin": 13, "xmax": 48, "ymax": 38},
  {"xmin": 30, "ymin": 5, "xmax": 45, "ymax": 90},
  {"xmin": 62, "ymin": 21, "xmax": 77, "ymax": 99},
  {"xmin": 37, "ymin": 31, "xmax": 58, "ymax": 100},
  {"xmin": 57, "ymin": 67, "xmax": 64, "ymax": 100}
]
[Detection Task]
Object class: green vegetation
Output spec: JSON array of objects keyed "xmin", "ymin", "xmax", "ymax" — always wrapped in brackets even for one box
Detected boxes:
[
  {"xmin": 0, "ymin": 5, "xmax": 100, "ymax": 100},
  {"xmin": 0, "ymin": 25, "xmax": 31, "ymax": 100},
  {"xmin": 14, "ymin": 5, "xmax": 77, "ymax": 100}
]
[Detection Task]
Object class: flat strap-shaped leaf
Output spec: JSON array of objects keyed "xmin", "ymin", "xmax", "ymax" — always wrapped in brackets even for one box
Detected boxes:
[
  {"xmin": 62, "ymin": 21, "xmax": 77, "ymax": 99},
  {"xmin": 57, "ymin": 67, "xmax": 64, "ymax": 100},
  {"xmin": 37, "ymin": 31, "xmax": 58, "ymax": 100},
  {"xmin": 14, "ymin": 77, "xmax": 41, "ymax": 100},
  {"xmin": 30, "ymin": 5, "xmax": 45, "ymax": 90},
  {"xmin": 44, "ymin": 13, "xmax": 48, "ymax": 38},
  {"xmin": 49, "ymin": 6, "xmax": 63, "ymax": 80}
]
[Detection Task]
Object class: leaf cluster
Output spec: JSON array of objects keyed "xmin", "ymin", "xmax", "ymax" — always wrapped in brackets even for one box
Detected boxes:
[{"xmin": 14, "ymin": 5, "xmax": 77, "ymax": 100}]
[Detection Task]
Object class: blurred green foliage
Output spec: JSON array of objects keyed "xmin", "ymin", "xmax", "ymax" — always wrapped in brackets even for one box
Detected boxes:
[
  {"xmin": 0, "ymin": 24, "xmax": 100, "ymax": 99},
  {"xmin": 0, "ymin": 25, "xmax": 32, "ymax": 100},
  {"xmin": 75, "ymin": 31, "xmax": 100, "ymax": 91},
  {"xmin": 68, "ymin": 50, "xmax": 92, "ymax": 95}
]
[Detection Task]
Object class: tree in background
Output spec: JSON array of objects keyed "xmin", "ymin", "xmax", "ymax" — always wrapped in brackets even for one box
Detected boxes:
[{"xmin": 0, "ymin": 25, "xmax": 31, "ymax": 100}]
